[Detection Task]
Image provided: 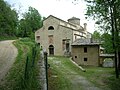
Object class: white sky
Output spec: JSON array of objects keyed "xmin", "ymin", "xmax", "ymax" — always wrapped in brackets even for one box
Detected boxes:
[{"xmin": 5, "ymin": 0, "xmax": 96, "ymax": 33}]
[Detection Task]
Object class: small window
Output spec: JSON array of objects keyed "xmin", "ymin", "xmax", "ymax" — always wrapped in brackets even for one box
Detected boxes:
[
  {"xmin": 48, "ymin": 26, "xmax": 54, "ymax": 30},
  {"xmin": 84, "ymin": 47, "xmax": 87, "ymax": 53},
  {"xmin": 75, "ymin": 56, "xmax": 77, "ymax": 58},
  {"xmin": 84, "ymin": 58, "xmax": 87, "ymax": 61},
  {"xmin": 36, "ymin": 36, "xmax": 40, "ymax": 40},
  {"xmin": 37, "ymin": 43, "xmax": 40, "ymax": 45}
]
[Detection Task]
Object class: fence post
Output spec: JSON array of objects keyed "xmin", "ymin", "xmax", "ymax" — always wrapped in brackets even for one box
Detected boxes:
[
  {"xmin": 25, "ymin": 56, "xmax": 29, "ymax": 79},
  {"xmin": 44, "ymin": 51, "xmax": 48, "ymax": 90},
  {"xmin": 32, "ymin": 47, "xmax": 36, "ymax": 67}
]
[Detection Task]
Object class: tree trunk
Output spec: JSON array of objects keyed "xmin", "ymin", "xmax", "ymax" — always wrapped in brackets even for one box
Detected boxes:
[
  {"xmin": 113, "ymin": 1, "xmax": 120, "ymax": 76},
  {"xmin": 110, "ymin": 1, "xmax": 119, "ymax": 78}
]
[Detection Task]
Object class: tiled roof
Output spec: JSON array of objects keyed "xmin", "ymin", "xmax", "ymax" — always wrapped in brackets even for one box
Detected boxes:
[{"xmin": 72, "ymin": 38, "xmax": 100, "ymax": 46}]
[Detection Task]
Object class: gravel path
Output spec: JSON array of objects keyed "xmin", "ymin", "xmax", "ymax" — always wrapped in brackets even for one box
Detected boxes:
[{"xmin": 0, "ymin": 40, "xmax": 18, "ymax": 83}]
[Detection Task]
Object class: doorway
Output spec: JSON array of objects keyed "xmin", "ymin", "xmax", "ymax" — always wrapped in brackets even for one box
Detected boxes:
[
  {"xmin": 49, "ymin": 45, "xmax": 54, "ymax": 55},
  {"xmin": 66, "ymin": 43, "xmax": 69, "ymax": 52}
]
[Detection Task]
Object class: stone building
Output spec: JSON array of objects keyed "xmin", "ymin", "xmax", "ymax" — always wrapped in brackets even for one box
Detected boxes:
[
  {"xmin": 71, "ymin": 38, "xmax": 101, "ymax": 66},
  {"xmin": 35, "ymin": 15, "xmax": 114, "ymax": 66},
  {"xmin": 71, "ymin": 38, "xmax": 115, "ymax": 66},
  {"xmin": 35, "ymin": 15, "xmax": 91, "ymax": 56}
]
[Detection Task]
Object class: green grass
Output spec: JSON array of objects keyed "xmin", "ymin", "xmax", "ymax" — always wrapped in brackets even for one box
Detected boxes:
[
  {"xmin": 48, "ymin": 57, "xmax": 72, "ymax": 90},
  {"xmin": 0, "ymin": 36, "xmax": 17, "ymax": 41},
  {"xmin": 48, "ymin": 56, "xmax": 120, "ymax": 90},
  {"xmin": 0, "ymin": 38, "xmax": 40, "ymax": 90}
]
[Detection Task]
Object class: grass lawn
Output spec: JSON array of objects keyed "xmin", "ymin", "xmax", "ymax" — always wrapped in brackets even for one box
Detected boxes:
[
  {"xmin": 48, "ymin": 56, "xmax": 120, "ymax": 90},
  {"xmin": 48, "ymin": 57, "xmax": 73, "ymax": 90}
]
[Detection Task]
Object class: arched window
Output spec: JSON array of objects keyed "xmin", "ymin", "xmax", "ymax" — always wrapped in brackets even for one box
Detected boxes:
[{"xmin": 48, "ymin": 26, "xmax": 54, "ymax": 30}]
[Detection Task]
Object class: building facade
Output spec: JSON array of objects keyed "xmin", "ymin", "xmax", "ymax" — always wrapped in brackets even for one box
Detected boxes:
[
  {"xmin": 35, "ymin": 15, "xmax": 91, "ymax": 56},
  {"xmin": 71, "ymin": 39, "xmax": 100, "ymax": 66}
]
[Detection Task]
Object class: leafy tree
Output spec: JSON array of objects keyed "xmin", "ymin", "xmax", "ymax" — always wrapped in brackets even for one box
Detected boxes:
[
  {"xmin": 23, "ymin": 6, "xmax": 43, "ymax": 32},
  {"xmin": 92, "ymin": 31, "xmax": 114, "ymax": 54},
  {"xmin": 92, "ymin": 30, "xmax": 101, "ymax": 40},
  {"xmin": 0, "ymin": 0, "xmax": 18, "ymax": 36},
  {"xmin": 17, "ymin": 19, "xmax": 29, "ymax": 37},
  {"xmin": 101, "ymin": 33, "xmax": 114, "ymax": 54},
  {"xmin": 17, "ymin": 6, "xmax": 43, "ymax": 39},
  {"xmin": 84, "ymin": 0, "xmax": 120, "ymax": 78}
]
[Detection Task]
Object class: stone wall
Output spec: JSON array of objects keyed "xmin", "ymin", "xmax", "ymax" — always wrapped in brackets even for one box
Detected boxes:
[
  {"xmin": 71, "ymin": 45, "xmax": 100, "ymax": 66},
  {"xmin": 38, "ymin": 51, "xmax": 47, "ymax": 90}
]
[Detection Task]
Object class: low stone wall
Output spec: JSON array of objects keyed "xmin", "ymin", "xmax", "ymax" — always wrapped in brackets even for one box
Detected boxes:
[{"xmin": 38, "ymin": 51, "xmax": 47, "ymax": 90}]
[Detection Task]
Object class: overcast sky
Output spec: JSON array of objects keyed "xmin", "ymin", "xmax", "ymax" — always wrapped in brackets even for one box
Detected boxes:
[{"xmin": 5, "ymin": 0, "xmax": 96, "ymax": 33}]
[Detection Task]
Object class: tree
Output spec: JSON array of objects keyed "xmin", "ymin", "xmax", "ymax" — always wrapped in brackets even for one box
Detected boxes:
[
  {"xmin": 23, "ymin": 7, "xmax": 43, "ymax": 32},
  {"xmin": 101, "ymin": 33, "xmax": 114, "ymax": 54},
  {"xmin": 17, "ymin": 19, "xmax": 29, "ymax": 37},
  {"xmin": 84, "ymin": 0, "xmax": 120, "ymax": 78},
  {"xmin": 0, "ymin": 0, "xmax": 18, "ymax": 36},
  {"xmin": 92, "ymin": 31, "xmax": 114, "ymax": 54},
  {"xmin": 17, "ymin": 6, "xmax": 43, "ymax": 38},
  {"xmin": 92, "ymin": 30, "xmax": 101, "ymax": 40}
]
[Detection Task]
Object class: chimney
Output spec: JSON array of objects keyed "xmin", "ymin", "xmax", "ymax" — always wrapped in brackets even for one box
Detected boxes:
[
  {"xmin": 84, "ymin": 23, "xmax": 87, "ymax": 31},
  {"xmin": 90, "ymin": 38, "xmax": 93, "ymax": 43}
]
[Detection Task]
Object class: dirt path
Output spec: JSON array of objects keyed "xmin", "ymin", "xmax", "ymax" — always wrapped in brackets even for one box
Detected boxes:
[
  {"xmin": 48, "ymin": 57, "xmax": 102, "ymax": 90},
  {"xmin": 0, "ymin": 40, "xmax": 18, "ymax": 83}
]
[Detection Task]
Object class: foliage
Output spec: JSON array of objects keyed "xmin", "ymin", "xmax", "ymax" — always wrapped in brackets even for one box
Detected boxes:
[
  {"xmin": 0, "ymin": 35, "xmax": 17, "ymax": 41},
  {"xmin": 0, "ymin": 38, "xmax": 40, "ymax": 90},
  {"xmin": 0, "ymin": 0, "xmax": 44, "ymax": 39},
  {"xmin": 101, "ymin": 33, "xmax": 114, "ymax": 53},
  {"xmin": 92, "ymin": 30, "xmax": 101, "ymax": 40},
  {"xmin": 84, "ymin": 0, "xmax": 120, "ymax": 78},
  {"xmin": 84, "ymin": 0, "xmax": 120, "ymax": 44},
  {"xmin": 24, "ymin": 7, "xmax": 43, "ymax": 32},
  {"xmin": 17, "ymin": 7, "xmax": 43, "ymax": 38},
  {"xmin": 92, "ymin": 31, "xmax": 114, "ymax": 53},
  {"xmin": 0, "ymin": 0, "xmax": 18, "ymax": 36}
]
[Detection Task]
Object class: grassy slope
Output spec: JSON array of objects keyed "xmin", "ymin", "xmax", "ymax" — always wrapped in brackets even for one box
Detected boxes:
[
  {"xmin": 48, "ymin": 57, "xmax": 72, "ymax": 90},
  {"xmin": 0, "ymin": 38, "xmax": 40, "ymax": 90},
  {"xmin": 48, "ymin": 56, "xmax": 120, "ymax": 90},
  {"xmin": 0, "ymin": 36, "xmax": 17, "ymax": 41}
]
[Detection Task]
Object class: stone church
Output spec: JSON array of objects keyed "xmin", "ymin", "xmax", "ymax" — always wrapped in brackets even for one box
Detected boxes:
[{"xmin": 35, "ymin": 15, "xmax": 91, "ymax": 56}]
